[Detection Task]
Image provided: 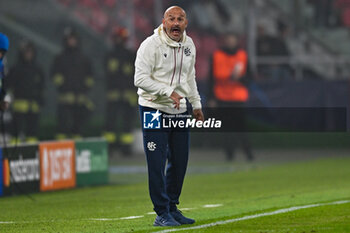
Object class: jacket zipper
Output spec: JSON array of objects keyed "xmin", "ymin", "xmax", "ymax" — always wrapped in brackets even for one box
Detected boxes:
[
  {"xmin": 178, "ymin": 47, "xmax": 184, "ymax": 84},
  {"xmin": 170, "ymin": 48, "xmax": 176, "ymax": 86},
  {"xmin": 170, "ymin": 46, "xmax": 184, "ymax": 86}
]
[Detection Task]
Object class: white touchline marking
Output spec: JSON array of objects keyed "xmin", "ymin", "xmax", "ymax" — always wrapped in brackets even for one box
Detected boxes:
[
  {"xmin": 89, "ymin": 218, "xmax": 118, "ymax": 221},
  {"xmin": 202, "ymin": 204, "xmax": 223, "ymax": 208},
  {"xmin": 0, "ymin": 205, "xmax": 214, "ymax": 224},
  {"xmin": 3, "ymin": 200, "xmax": 349, "ymax": 225},
  {"xmin": 153, "ymin": 200, "xmax": 350, "ymax": 233},
  {"xmin": 119, "ymin": 215, "xmax": 144, "ymax": 220},
  {"xmin": 179, "ymin": 208, "xmax": 196, "ymax": 211},
  {"xmin": 89, "ymin": 215, "xmax": 144, "ymax": 221}
]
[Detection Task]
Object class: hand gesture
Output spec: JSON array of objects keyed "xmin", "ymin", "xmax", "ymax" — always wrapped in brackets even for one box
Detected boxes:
[{"xmin": 170, "ymin": 91, "xmax": 183, "ymax": 110}]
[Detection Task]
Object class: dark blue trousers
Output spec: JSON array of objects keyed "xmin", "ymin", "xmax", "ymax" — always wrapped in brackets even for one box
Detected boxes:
[{"xmin": 139, "ymin": 106, "xmax": 190, "ymax": 215}]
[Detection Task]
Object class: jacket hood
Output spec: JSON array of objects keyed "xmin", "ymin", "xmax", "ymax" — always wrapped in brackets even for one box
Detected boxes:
[{"xmin": 154, "ymin": 24, "xmax": 187, "ymax": 48}]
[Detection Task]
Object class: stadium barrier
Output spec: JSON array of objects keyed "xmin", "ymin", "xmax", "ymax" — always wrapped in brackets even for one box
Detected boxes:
[
  {"xmin": 75, "ymin": 140, "xmax": 108, "ymax": 187},
  {"xmin": 0, "ymin": 138, "xmax": 108, "ymax": 197},
  {"xmin": 3, "ymin": 144, "xmax": 40, "ymax": 196}
]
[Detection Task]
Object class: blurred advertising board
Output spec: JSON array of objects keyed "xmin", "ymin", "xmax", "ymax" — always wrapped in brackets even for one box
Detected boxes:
[
  {"xmin": 1, "ymin": 145, "xmax": 40, "ymax": 196},
  {"xmin": 75, "ymin": 139, "xmax": 108, "ymax": 186},
  {"xmin": 39, "ymin": 141, "xmax": 76, "ymax": 191}
]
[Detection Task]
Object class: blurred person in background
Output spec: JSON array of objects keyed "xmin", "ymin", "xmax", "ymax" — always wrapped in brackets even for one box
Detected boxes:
[
  {"xmin": 135, "ymin": 6, "xmax": 203, "ymax": 227},
  {"xmin": 256, "ymin": 23, "xmax": 293, "ymax": 81},
  {"xmin": 7, "ymin": 40, "xmax": 45, "ymax": 143},
  {"xmin": 208, "ymin": 32, "xmax": 253, "ymax": 161},
  {"xmin": 335, "ymin": 0, "xmax": 350, "ymax": 27},
  {"xmin": 103, "ymin": 27, "xmax": 137, "ymax": 155},
  {"xmin": 51, "ymin": 27, "xmax": 94, "ymax": 139},
  {"xmin": 165, "ymin": 0, "xmax": 230, "ymax": 32},
  {"xmin": 307, "ymin": 0, "xmax": 333, "ymax": 28},
  {"xmin": 0, "ymin": 33, "xmax": 10, "ymax": 111}
]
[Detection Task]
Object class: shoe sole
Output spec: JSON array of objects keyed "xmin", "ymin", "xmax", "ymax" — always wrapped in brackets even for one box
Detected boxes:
[
  {"xmin": 174, "ymin": 220, "xmax": 195, "ymax": 225},
  {"xmin": 153, "ymin": 222, "xmax": 180, "ymax": 227},
  {"xmin": 170, "ymin": 215, "xmax": 195, "ymax": 225}
]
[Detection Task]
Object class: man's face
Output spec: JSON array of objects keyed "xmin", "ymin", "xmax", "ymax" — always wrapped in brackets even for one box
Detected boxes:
[
  {"xmin": 24, "ymin": 49, "xmax": 34, "ymax": 62},
  {"xmin": 225, "ymin": 35, "xmax": 238, "ymax": 49},
  {"xmin": 162, "ymin": 7, "xmax": 188, "ymax": 42}
]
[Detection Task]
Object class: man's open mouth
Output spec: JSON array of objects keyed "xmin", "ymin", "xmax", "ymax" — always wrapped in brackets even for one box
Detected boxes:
[{"xmin": 171, "ymin": 28, "xmax": 181, "ymax": 33}]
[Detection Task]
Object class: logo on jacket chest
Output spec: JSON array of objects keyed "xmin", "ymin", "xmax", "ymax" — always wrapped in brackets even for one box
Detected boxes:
[
  {"xmin": 163, "ymin": 47, "xmax": 191, "ymax": 59},
  {"xmin": 184, "ymin": 47, "xmax": 191, "ymax": 56}
]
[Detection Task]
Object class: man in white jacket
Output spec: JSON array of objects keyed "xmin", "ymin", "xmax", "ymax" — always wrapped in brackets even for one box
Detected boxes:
[{"xmin": 134, "ymin": 6, "xmax": 204, "ymax": 227}]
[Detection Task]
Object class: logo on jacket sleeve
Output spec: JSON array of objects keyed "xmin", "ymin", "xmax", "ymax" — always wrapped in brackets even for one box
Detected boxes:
[{"xmin": 143, "ymin": 110, "xmax": 162, "ymax": 129}]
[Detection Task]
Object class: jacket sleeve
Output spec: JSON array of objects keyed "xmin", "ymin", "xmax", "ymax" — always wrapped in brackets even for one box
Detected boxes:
[
  {"xmin": 134, "ymin": 39, "xmax": 173, "ymax": 97},
  {"xmin": 186, "ymin": 46, "xmax": 202, "ymax": 110}
]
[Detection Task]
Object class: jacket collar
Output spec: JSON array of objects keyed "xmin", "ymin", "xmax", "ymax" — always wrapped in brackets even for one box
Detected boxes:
[{"xmin": 155, "ymin": 24, "xmax": 186, "ymax": 48}]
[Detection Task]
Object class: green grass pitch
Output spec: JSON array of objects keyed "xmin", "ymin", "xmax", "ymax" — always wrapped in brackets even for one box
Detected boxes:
[{"xmin": 1, "ymin": 157, "xmax": 350, "ymax": 233}]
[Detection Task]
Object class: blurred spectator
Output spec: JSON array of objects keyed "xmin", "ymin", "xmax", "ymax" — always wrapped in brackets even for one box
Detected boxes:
[
  {"xmin": 256, "ymin": 23, "xmax": 293, "ymax": 81},
  {"xmin": 89, "ymin": 8, "xmax": 109, "ymax": 34},
  {"xmin": 189, "ymin": 30, "xmax": 218, "ymax": 105},
  {"xmin": 335, "ymin": 0, "xmax": 350, "ymax": 27},
  {"xmin": 307, "ymin": 0, "xmax": 333, "ymax": 28},
  {"xmin": 189, "ymin": 0, "xmax": 230, "ymax": 33},
  {"xmin": 0, "ymin": 33, "xmax": 10, "ymax": 112},
  {"xmin": 103, "ymin": 27, "xmax": 137, "ymax": 155},
  {"xmin": 164, "ymin": 0, "xmax": 193, "ymax": 9},
  {"xmin": 7, "ymin": 40, "xmax": 45, "ymax": 143},
  {"xmin": 256, "ymin": 25, "xmax": 275, "ymax": 57},
  {"xmin": 51, "ymin": 27, "xmax": 94, "ymax": 139},
  {"xmin": 208, "ymin": 33, "xmax": 253, "ymax": 161}
]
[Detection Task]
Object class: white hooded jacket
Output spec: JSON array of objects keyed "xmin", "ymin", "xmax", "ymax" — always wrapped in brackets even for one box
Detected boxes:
[{"xmin": 134, "ymin": 25, "xmax": 202, "ymax": 114}]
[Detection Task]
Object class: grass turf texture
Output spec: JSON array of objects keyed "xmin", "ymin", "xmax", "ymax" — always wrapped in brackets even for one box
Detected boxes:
[
  {"xmin": 0, "ymin": 157, "xmax": 349, "ymax": 233},
  {"xmin": 194, "ymin": 202, "xmax": 350, "ymax": 233}
]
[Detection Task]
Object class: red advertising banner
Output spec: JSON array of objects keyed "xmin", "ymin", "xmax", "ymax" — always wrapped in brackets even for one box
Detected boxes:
[{"xmin": 39, "ymin": 141, "xmax": 76, "ymax": 191}]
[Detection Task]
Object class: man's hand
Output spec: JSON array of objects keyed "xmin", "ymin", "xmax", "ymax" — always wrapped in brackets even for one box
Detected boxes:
[
  {"xmin": 0, "ymin": 101, "xmax": 9, "ymax": 111},
  {"xmin": 170, "ymin": 91, "xmax": 183, "ymax": 110},
  {"xmin": 193, "ymin": 109, "xmax": 204, "ymax": 122}
]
